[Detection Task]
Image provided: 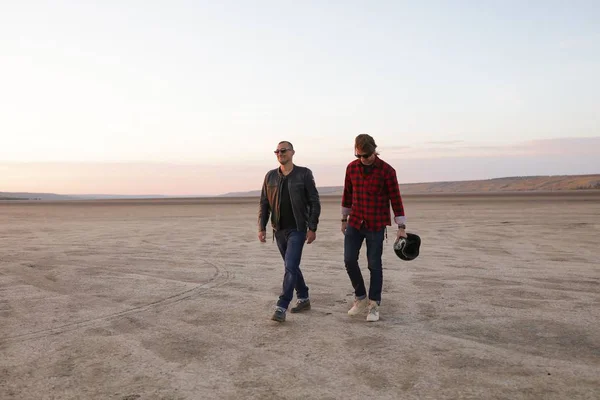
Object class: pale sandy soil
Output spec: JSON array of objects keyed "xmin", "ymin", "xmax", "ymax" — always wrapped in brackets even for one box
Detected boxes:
[{"xmin": 1, "ymin": 193, "xmax": 599, "ymax": 400}]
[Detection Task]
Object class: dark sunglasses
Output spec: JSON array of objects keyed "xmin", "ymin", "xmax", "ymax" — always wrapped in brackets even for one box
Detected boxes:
[
  {"xmin": 274, "ymin": 148, "xmax": 291, "ymax": 154},
  {"xmin": 355, "ymin": 152, "xmax": 373, "ymax": 159}
]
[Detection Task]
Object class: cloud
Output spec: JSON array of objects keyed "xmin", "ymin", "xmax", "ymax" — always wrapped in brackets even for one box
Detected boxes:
[
  {"xmin": 378, "ymin": 145, "xmax": 412, "ymax": 156},
  {"xmin": 424, "ymin": 140, "xmax": 464, "ymax": 145},
  {"xmin": 520, "ymin": 137, "xmax": 600, "ymax": 156},
  {"xmin": 393, "ymin": 137, "xmax": 600, "ymax": 159},
  {"xmin": 311, "ymin": 137, "xmax": 600, "ymax": 165},
  {"xmin": 388, "ymin": 153, "xmax": 600, "ymax": 184},
  {"xmin": 558, "ymin": 34, "xmax": 600, "ymax": 50}
]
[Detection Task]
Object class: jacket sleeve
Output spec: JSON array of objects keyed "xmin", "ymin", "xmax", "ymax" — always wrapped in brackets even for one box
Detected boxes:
[
  {"xmin": 341, "ymin": 164, "xmax": 352, "ymax": 216},
  {"xmin": 386, "ymin": 166, "xmax": 406, "ymax": 225},
  {"xmin": 304, "ymin": 168, "xmax": 321, "ymax": 231},
  {"xmin": 258, "ymin": 173, "xmax": 270, "ymax": 231}
]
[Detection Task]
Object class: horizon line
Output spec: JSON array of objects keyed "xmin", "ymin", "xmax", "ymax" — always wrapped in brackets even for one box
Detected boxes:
[{"xmin": 2, "ymin": 173, "xmax": 599, "ymax": 198}]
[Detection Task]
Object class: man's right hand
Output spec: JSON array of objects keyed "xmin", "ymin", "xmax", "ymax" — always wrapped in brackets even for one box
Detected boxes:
[
  {"xmin": 258, "ymin": 230, "xmax": 267, "ymax": 242},
  {"xmin": 341, "ymin": 221, "xmax": 348, "ymax": 234}
]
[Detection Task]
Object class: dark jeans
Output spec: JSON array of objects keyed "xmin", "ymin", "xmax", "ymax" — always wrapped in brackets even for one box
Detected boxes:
[
  {"xmin": 344, "ymin": 225, "xmax": 385, "ymax": 303},
  {"xmin": 274, "ymin": 229, "xmax": 308, "ymax": 309}
]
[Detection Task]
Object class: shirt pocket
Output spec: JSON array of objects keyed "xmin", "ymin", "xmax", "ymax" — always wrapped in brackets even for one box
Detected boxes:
[{"xmin": 367, "ymin": 176, "xmax": 384, "ymax": 195}]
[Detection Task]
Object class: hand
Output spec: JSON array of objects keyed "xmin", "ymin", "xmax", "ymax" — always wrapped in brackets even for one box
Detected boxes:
[
  {"xmin": 258, "ymin": 231, "xmax": 266, "ymax": 243},
  {"xmin": 341, "ymin": 221, "xmax": 348, "ymax": 234},
  {"xmin": 306, "ymin": 230, "xmax": 316, "ymax": 244},
  {"xmin": 396, "ymin": 228, "xmax": 407, "ymax": 241}
]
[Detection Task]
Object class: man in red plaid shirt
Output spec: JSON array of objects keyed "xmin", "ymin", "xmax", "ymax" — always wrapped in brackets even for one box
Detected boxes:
[{"xmin": 341, "ymin": 134, "xmax": 407, "ymax": 322}]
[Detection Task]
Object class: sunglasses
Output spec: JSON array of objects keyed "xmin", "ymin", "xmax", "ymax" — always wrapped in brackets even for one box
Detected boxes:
[
  {"xmin": 355, "ymin": 152, "xmax": 373, "ymax": 159},
  {"xmin": 274, "ymin": 148, "xmax": 292, "ymax": 154}
]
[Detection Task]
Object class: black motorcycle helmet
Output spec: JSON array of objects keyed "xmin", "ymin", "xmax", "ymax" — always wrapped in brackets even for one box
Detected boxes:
[{"xmin": 394, "ymin": 233, "xmax": 421, "ymax": 261}]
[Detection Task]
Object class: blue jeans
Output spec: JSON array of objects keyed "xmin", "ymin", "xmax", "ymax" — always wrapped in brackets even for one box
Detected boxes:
[
  {"xmin": 275, "ymin": 229, "xmax": 308, "ymax": 309},
  {"xmin": 344, "ymin": 225, "xmax": 385, "ymax": 303}
]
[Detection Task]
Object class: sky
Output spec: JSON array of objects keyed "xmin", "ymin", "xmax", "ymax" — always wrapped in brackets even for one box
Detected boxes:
[{"xmin": 1, "ymin": 1, "xmax": 599, "ymax": 195}]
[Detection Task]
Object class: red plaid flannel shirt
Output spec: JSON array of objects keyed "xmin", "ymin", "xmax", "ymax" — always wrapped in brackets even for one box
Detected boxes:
[{"xmin": 341, "ymin": 156, "xmax": 406, "ymax": 231}]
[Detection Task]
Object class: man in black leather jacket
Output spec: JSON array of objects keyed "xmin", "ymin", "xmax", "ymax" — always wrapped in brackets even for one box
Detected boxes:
[{"xmin": 258, "ymin": 141, "xmax": 321, "ymax": 322}]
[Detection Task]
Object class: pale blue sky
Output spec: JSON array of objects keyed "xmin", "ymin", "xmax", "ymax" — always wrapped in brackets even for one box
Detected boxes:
[{"xmin": 1, "ymin": 1, "xmax": 598, "ymax": 194}]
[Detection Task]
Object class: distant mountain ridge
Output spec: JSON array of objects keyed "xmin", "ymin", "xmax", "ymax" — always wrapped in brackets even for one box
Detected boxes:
[
  {"xmin": 220, "ymin": 186, "xmax": 343, "ymax": 197},
  {"xmin": 0, "ymin": 192, "xmax": 76, "ymax": 201},
  {"xmin": 2, "ymin": 175, "xmax": 599, "ymax": 200},
  {"xmin": 220, "ymin": 174, "xmax": 600, "ymax": 197},
  {"xmin": 0, "ymin": 193, "xmax": 181, "ymax": 201}
]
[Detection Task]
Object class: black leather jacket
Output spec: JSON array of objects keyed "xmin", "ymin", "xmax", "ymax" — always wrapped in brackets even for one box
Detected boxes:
[{"xmin": 258, "ymin": 165, "xmax": 321, "ymax": 232}]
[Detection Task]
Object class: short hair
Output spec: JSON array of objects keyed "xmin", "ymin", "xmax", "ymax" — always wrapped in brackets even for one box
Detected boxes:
[
  {"xmin": 355, "ymin": 134, "xmax": 377, "ymax": 154},
  {"xmin": 278, "ymin": 141, "xmax": 294, "ymax": 150}
]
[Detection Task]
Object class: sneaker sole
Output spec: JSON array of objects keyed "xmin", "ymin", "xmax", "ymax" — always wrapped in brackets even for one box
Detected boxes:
[
  {"xmin": 348, "ymin": 307, "xmax": 367, "ymax": 316},
  {"xmin": 290, "ymin": 305, "xmax": 311, "ymax": 313}
]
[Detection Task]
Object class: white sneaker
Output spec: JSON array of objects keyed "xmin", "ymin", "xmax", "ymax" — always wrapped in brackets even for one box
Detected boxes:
[
  {"xmin": 348, "ymin": 297, "xmax": 368, "ymax": 316},
  {"xmin": 366, "ymin": 300, "xmax": 379, "ymax": 322}
]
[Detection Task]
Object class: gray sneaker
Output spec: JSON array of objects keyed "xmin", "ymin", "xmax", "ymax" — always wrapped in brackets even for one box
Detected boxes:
[
  {"xmin": 290, "ymin": 299, "xmax": 311, "ymax": 313},
  {"xmin": 366, "ymin": 300, "xmax": 380, "ymax": 322},
  {"xmin": 271, "ymin": 307, "xmax": 286, "ymax": 322}
]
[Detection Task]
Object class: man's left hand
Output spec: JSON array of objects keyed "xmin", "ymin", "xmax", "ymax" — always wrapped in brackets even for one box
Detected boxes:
[
  {"xmin": 306, "ymin": 230, "xmax": 316, "ymax": 244},
  {"xmin": 397, "ymin": 228, "xmax": 407, "ymax": 241}
]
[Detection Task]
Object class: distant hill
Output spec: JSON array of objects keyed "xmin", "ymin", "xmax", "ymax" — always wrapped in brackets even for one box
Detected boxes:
[
  {"xmin": 2, "ymin": 174, "xmax": 599, "ymax": 200},
  {"xmin": 220, "ymin": 174, "xmax": 600, "ymax": 197},
  {"xmin": 0, "ymin": 192, "xmax": 180, "ymax": 201},
  {"xmin": 396, "ymin": 175, "xmax": 600, "ymax": 194},
  {"xmin": 220, "ymin": 186, "xmax": 343, "ymax": 197},
  {"xmin": 0, "ymin": 192, "xmax": 77, "ymax": 201},
  {"xmin": 0, "ymin": 196, "xmax": 30, "ymax": 200}
]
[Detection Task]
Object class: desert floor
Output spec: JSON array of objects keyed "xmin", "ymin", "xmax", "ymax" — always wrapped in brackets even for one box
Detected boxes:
[{"xmin": 1, "ymin": 192, "xmax": 599, "ymax": 400}]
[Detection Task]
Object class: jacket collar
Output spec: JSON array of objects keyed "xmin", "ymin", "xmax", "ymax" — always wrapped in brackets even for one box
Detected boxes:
[{"xmin": 278, "ymin": 163, "xmax": 296, "ymax": 177}]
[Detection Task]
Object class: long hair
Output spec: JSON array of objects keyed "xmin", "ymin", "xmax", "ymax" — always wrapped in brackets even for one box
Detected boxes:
[{"xmin": 355, "ymin": 134, "xmax": 378, "ymax": 155}]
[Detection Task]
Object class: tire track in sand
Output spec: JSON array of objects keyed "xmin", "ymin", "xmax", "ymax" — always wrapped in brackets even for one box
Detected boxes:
[{"xmin": 0, "ymin": 258, "xmax": 232, "ymax": 344}]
